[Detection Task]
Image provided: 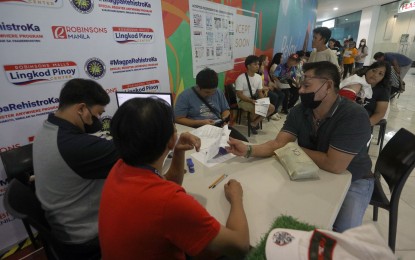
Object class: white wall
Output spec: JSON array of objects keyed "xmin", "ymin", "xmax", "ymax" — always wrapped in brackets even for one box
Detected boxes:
[{"xmin": 358, "ymin": 6, "xmax": 381, "ymax": 65}]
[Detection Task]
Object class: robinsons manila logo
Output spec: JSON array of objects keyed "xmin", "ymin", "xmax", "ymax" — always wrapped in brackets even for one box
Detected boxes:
[
  {"xmin": 112, "ymin": 27, "xmax": 154, "ymax": 44},
  {"xmin": 3, "ymin": 62, "xmax": 79, "ymax": 85},
  {"xmin": 70, "ymin": 0, "xmax": 94, "ymax": 14},
  {"xmin": 84, "ymin": 57, "xmax": 106, "ymax": 79}
]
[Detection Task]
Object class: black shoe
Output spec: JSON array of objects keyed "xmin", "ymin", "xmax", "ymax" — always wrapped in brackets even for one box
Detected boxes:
[
  {"xmin": 281, "ymin": 110, "xmax": 289, "ymax": 115},
  {"xmin": 250, "ymin": 125, "xmax": 258, "ymax": 135}
]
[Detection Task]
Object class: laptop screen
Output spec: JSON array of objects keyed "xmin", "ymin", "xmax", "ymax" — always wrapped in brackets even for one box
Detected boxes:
[{"xmin": 115, "ymin": 92, "xmax": 173, "ymax": 107}]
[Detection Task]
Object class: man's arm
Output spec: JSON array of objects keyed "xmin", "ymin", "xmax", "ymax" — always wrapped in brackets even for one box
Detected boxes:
[
  {"xmin": 392, "ymin": 59, "xmax": 400, "ymax": 75},
  {"xmin": 206, "ymin": 180, "xmax": 249, "ymax": 258},
  {"xmin": 221, "ymin": 110, "xmax": 230, "ymax": 121},
  {"xmin": 302, "ymin": 146, "xmax": 355, "ymax": 174},
  {"xmin": 164, "ymin": 132, "xmax": 200, "ymax": 185},
  {"xmin": 226, "ymin": 131, "xmax": 296, "ymax": 157},
  {"xmin": 175, "ymin": 116, "xmax": 214, "ymax": 128},
  {"xmin": 236, "ymin": 90, "xmax": 255, "ymax": 104}
]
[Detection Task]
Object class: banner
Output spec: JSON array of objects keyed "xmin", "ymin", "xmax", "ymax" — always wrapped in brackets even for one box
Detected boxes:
[{"xmin": 0, "ymin": 0, "xmax": 169, "ymax": 251}]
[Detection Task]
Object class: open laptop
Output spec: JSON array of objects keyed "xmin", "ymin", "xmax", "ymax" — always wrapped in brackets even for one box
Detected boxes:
[{"xmin": 115, "ymin": 92, "xmax": 173, "ymax": 107}]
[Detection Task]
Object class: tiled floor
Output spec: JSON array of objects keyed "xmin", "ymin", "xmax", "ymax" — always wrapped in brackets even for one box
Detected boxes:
[{"xmin": 232, "ymin": 68, "xmax": 415, "ymax": 259}]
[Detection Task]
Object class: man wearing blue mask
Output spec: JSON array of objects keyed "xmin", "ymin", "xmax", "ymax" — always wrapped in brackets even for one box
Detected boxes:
[
  {"xmin": 33, "ymin": 78, "xmax": 118, "ymax": 259},
  {"xmin": 227, "ymin": 61, "xmax": 373, "ymax": 233}
]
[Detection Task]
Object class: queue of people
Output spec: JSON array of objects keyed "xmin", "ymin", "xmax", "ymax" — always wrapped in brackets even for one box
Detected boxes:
[{"xmin": 29, "ymin": 26, "xmax": 411, "ymax": 259}]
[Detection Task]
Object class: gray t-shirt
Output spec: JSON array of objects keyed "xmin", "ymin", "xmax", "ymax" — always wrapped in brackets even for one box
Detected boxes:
[
  {"xmin": 282, "ymin": 97, "xmax": 372, "ymax": 181},
  {"xmin": 174, "ymin": 87, "xmax": 229, "ymax": 120}
]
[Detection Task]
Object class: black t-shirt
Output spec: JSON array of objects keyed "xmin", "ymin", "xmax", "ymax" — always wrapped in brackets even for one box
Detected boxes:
[
  {"xmin": 282, "ymin": 97, "xmax": 372, "ymax": 181},
  {"xmin": 363, "ymin": 85, "xmax": 390, "ymax": 116}
]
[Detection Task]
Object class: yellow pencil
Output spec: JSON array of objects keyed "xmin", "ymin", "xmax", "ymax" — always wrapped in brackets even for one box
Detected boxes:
[{"xmin": 209, "ymin": 174, "xmax": 228, "ymax": 189}]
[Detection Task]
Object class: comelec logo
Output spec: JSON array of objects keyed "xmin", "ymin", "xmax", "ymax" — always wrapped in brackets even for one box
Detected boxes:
[
  {"xmin": 84, "ymin": 58, "xmax": 106, "ymax": 80},
  {"xmin": 52, "ymin": 26, "xmax": 67, "ymax": 39},
  {"xmin": 70, "ymin": 0, "xmax": 94, "ymax": 14}
]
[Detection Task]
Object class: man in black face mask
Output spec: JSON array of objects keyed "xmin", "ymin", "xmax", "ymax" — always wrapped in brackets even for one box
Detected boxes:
[
  {"xmin": 33, "ymin": 78, "xmax": 119, "ymax": 259},
  {"xmin": 227, "ymin": 61, "xmax": 373, "ymax": 233}
]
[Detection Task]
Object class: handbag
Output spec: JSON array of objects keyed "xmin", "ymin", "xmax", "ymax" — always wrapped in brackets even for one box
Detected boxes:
[{"xmin": 274, "ymin": 142, "xmax": 319, "ymax": 180}]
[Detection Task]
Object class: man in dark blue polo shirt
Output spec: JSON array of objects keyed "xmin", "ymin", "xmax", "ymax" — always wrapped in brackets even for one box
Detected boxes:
[{"xmin": 226, "ymin": 61, "xmax": 373, "ymax": 233}]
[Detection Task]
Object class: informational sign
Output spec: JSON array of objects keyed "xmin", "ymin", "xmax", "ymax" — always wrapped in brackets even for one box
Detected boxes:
[
  {"xmin": 0, "ymin": 0, "xmax": 169, "ymax": 252},
  {"xmin": 233, "ymin": 14, "xmax": 257, "ymax": 61},
  {"xmin": 398, "ymin": 0, "xmax": 415, "ymax": 13},
  {"xmin": 189, "ymin": 0, "xmax": 236, "ymax": 77}
]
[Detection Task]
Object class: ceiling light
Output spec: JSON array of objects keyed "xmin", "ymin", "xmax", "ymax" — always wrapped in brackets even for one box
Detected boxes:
[
  {"xmin": 333, "ymin": 7, "xmax": 338, "ymax": 11},
  {"xmin": 345, "ymin": 18, "xmax": 349, "ymax": 21}
]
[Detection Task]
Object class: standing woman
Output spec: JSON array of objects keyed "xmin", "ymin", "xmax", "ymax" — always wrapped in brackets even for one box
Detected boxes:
[
  {"xmin": 355, "ymin": 39, "xmax": 368, "ymax": 69},
  {"xmin": 342, "ymin": 41, "xmax": 358, "ymax": 79},
  {"xmin": 356, "ymin": 61, "xmax": 391, "ymax": 126}
]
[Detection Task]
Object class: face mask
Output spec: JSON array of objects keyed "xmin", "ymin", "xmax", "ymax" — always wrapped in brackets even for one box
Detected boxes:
[
  {"xmin": 80, "ymin": 107, "xmax": 103, "ymax": 133},
  {"xmin": 360, "ymin": 42, "xmax": 364, "ymax": 46},
  {"xmin": 84, "ymin": 116, "xmax": 103, "ymax": 133},
  {"xmin": 300, "ymin": 81, "xmax": 327, "ymax": 109}
]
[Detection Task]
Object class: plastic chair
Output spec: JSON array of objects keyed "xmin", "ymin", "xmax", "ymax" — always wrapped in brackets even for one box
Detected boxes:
[
  {"xmin": 369, "ymin": 128, "xmax": 415, "ymax": 252},
  {"xmin": 0, "ymin": 144, "xmax": 38, "ymax": 248}
]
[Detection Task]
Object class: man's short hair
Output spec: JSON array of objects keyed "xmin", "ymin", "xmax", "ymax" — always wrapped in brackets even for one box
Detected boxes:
[
  {"xmin": 244, "ymin": 55, "xmax": 259, "ymax": 68},
  {"xmin": 373, "ymin": 52, "xmax": 385, "ymax": 60},
  {"xmin": 313, "ymin": 27, "xmax": 332, "ymax": 44},
  {"xmin": 111, "ymin": 97, "xmax": 174, "ymax": 166},
  {"xmin": 196, "ymin": 68, "xmax": 218, "ymax": 89},
  {"xmin": 302, "ymin": 61, "xmax": 341, "ymax": 91},
  {"xmin": 58, "ymin": 78, "xmax": 110, "ymax": 109}
]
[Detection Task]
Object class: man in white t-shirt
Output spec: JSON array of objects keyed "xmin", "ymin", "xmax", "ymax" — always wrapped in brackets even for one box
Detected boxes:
[
  {"xmin": 308, "ymin": 27, "xmax": 339, "ymax": 68},
  {"xmin": 235, "ymin": 55, "xmax": 275, "ymax": 134}
]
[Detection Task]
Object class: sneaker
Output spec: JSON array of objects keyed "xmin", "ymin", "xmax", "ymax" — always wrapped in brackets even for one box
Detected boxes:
[
  {"xmin": 270, "ymin": 114, "xmax": 280, "ymax": 121},
  {"xmin": 250, "ymin": 124, "xmax": 258, "ymax": 135}
]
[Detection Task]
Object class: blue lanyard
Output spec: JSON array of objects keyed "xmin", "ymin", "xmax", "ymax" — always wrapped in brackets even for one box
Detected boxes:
[{"xmin": 135, "ymin": 164, "xmax": 162, "ymax": 178}]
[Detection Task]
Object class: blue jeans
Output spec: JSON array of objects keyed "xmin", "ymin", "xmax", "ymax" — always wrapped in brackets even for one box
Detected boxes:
[
  {"xmin": 333, "ymin": 178, "xmax": 374, "ymax": 232},
  {"xmin": 268, "ymin": 89, "xmax": 284, "ymax": 113}
]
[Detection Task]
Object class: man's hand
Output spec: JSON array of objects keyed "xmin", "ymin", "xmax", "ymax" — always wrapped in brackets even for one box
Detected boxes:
[
  {"xmin": 224, "ymin": 179, "xmax": 243, "ymax": 204},
  {"xmin": 226, "ymin": 137, "xmax": 248, "ymax": 156},
  {"xmin": 199, "ymin": 119, "xmax": 215, "ymax": 125},
  {"xmin": 175, "ymin": 132, "xmax": 201, "ymax": 152}
]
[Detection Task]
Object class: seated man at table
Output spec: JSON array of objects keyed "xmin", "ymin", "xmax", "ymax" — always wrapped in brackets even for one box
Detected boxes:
[
  {"xmin": 175, "ymin": 68, "xmax": 230, "ymax": 128},
  {"xmin": 99, "ymin": 97, "xmax": 249, "ymax": 259},
  {"xmin": 227, "ymin": 61, "xmax": 373, "ymax": 233},
  {"xmin": 33, "ymin": 78, "xmax": 119, "ymax": 259},
  {"xmin": 175, "ymin": 68, "xmax": 247, "ymax": 141}
]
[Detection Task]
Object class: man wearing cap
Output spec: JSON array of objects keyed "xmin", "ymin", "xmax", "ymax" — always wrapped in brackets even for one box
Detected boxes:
[
  {"xmin": 374, "ymin": 51, "xmax": 413, "ymax": 80},
  {"xmin": 308, "ymin": 27, "xmax": 339, "ymax": 68},
  {"xmin": 272, "ymin": 53, "xmax": 301, "ymax": 114},
  {"xmin": 227, "ymin": 61, "xmax": 373, "ymax": 233}
]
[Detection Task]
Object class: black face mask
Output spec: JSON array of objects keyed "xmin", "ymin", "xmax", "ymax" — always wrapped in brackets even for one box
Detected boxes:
[
  {"xmin": 84, "ymin": 116, "xmax": 103, "ymax": 133},
  {"xmin": 80, "ymin": 107, "xmax": 103, "ymax": 133},
  {"xmin": 300, "ymin": 81, "xmax": 327, "ymax": 109}
]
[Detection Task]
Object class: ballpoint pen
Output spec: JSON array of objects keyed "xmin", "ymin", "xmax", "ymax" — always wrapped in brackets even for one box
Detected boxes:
[{"xmin": 209, "ymin": 174, "xmax": 228, "ymax": 189}]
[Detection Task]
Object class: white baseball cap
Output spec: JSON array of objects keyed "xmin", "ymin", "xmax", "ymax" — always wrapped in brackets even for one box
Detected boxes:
[{"xmin": 265, "ymin": 224, "xmax": 396, "ymax": 259}]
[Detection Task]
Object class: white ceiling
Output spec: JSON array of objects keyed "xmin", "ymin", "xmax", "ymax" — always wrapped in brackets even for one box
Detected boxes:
[{"xmin": 317, "ymin": 0, "xmax": 397, "ymax": 22}]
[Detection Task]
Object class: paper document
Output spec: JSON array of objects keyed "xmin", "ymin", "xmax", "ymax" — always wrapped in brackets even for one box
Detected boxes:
[
  {"xmin": 255, "ymin": 97, "xmax": 270, "ymax": 117},
  {"xmin": 190, "ymin": 125, "xmax": 235, "ymax": 167}
]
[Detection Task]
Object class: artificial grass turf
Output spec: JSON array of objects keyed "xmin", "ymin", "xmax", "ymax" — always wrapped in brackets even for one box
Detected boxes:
[{"xmin": 246, "ymin": 215, "xmax": 317, "ymax": 260}]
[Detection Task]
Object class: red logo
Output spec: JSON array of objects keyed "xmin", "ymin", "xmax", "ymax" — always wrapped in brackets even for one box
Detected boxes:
[{"xmin": 52, "ymin": 26, "xmax": 67, "ymax": 39}]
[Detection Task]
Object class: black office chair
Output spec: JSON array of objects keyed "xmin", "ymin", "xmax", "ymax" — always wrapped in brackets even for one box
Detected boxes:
[
  {"xmin": 4, "ymin": 179, "xmax": 62, "ymax": 259},
  {"xmin": 375, "ymin": 119, "xmax": 387, "ymax": 153},
  {"xmin": 0, "ymin": 143, "xmax": 33, "ymax": 184},
  {"xmin": 369, "ymin": 128, "xmax": 415, "ymax": 252},
  {"xmin": 0, "ymin": 144, "xmax": 38, "ymax": 248},
  {"xmin": 3, "ymin": 179, "xmax": 101, "ymax": 260}
]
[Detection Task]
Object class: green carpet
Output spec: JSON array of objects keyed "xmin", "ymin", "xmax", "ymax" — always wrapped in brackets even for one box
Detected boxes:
[{"xmin": 246, "ymin": 215, "xmax": 317, "ymax": 260}]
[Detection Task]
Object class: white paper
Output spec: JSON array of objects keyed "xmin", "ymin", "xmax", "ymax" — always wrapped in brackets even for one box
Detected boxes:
[
  {"xmin": 255, "ymin": 97, "xmax": 270, "ymax": 117},
  {"xmin": 343, "ymin": 50, "xmax": 351, "ymax": 57},
  {"xmin": 189, "ymin": 125, "xmax": 234, "ymax": 166}
]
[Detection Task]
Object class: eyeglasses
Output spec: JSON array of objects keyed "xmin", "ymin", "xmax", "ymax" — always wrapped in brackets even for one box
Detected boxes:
[{"xmin": 299, "ymin": 76, "xmax": 329, "ymax": 88}]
